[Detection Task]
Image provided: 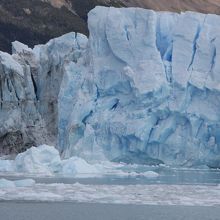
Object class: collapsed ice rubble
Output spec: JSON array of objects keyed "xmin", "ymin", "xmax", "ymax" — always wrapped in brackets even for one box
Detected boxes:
[
  {"xmin": 0, "ymin": 178, "xmax": 35, "ymax": 188},
  {"xmin": 14, "ymin": 145, "xmax": 100, "ymax": 176},
  {"xmin": 0, "ymin": 182, "xmax": 220, "ymax": 206},
  {"xmin": 15, "ymin": 145, "xmax": 62, "ymax": 174},
  {"xmin": 0, "ymin": 145, "xmax": 160, "ymax": 177},
  {"xmin": 0, "ymin": 145, "xmax": 102, "ymax": 176},
  {"xmin": 1, "ymin": 7, "xmax": 220, "ymax": 167}
]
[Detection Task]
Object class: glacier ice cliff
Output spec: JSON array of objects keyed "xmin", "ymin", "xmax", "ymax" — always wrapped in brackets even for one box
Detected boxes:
[
  {"xmin": 58, "ymin": 7, "xmax": 220, "ymax": 167},
  {"xmin": 0, "ymin": 32, "xmax": 87, "ymax": 154},
  {"xmin": 1, "ymin": 6, "xmax": 220, "ymax": 167}
]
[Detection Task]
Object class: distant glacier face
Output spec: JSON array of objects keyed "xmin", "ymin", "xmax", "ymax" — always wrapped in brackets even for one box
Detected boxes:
[{"xmin": 1, "ymin": 7, "xmax": 220, "ymax": 167}]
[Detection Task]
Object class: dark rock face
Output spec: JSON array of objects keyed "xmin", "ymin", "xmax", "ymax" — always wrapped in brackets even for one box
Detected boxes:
[{"xmin": 0, "ymin": 0, "xmax": 220, "ymax": 53}]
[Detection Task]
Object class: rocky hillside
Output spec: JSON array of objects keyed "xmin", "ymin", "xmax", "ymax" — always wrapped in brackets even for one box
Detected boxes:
[
  {"xmin": 122, "ymin": 0, "xmax": 220, "ymax": 14},
  {"xmin": 0, "ymin": 0, "xmax": 123, "ymax": 53},
  {"xmin": 0, "ymin": 0, "xmax": 220, "ymax": 53}
]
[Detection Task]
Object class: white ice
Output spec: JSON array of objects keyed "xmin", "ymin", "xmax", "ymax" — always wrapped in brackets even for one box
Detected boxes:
[
  {"xmin": 57, "ymin": 7, "xmax": 220, "ymax": 168},
  {"xmin": 0, "ymin": 182, "xmax": 219, "ymax": 206},
  {"xmin": 0, "ymin": 145, "xmax": 159, "ymax": 178},
  {"xmin": 1, "ymin": 7, "xmax": 220, "ymax": 168}
]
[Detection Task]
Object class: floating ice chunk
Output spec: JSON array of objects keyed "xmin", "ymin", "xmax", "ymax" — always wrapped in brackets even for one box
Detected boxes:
[
  {"xmin": 0, "ymin": 160, "xmax": 15, "ymax": 172},
  {"xmin": 14, "ymin": 179, "xmax": 36, "ymax": 187},
  {"xmin": 14, "ymin": 145, "xmax": 62, "ymax": 175},
  {"xmin": 142, "ymin": 171, "xmax": 159, "ymax": 178},
  {"xmin": 0, "ymin": 145, "xmax": 101, "ymax": 177},
  {"xmin": 61, "ymin": 157, "xmax": 100, "ymax": 176},
  {"xmin": 0, "ymin": 146, "xmax": 99, "ymax": 177},
  {"xmin": 0, "ymin": 178, "xmax": 16, "ymax": 188},
  {"xmin": 111, "ymin": 170, "xmax": 159, "ymax": 178},
  {"xmin": 0, "ymin": 178, "xmax": 35, "ymax": 188}
]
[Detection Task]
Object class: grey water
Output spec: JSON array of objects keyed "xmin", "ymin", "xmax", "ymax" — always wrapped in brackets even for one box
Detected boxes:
[
  {"xmin": 1, "ymin": 168, "xmax": 220, "ymax": 220},
  {"xmin": 1, "ymin": 201, "xmax": 220, "ymax": 220},
  {"xmin": 1, "ymin": 167, "xmax": 220, "ymax": 186}
]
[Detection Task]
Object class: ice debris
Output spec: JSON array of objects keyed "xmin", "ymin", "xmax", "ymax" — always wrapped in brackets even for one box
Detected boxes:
[
  {"xmin": 0, "ymin": 145, "xmax": 101, "ymax": 176},
  {"xmin": 0, "ymin": 145, "xmax": 159, "ymax": 177},
  {"xmin": 0, "ymin": 178, "xmax": 35, "ymax": 188}
]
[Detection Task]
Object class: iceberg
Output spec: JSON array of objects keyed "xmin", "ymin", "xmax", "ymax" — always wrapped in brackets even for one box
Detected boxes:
[
  {"xmin": 0, "ymin": 145, "xmax": 102, "ymax": 176},
  {"xmin": 14, "ymin": 179, "xmax": 36, "ymax": 187},
  {"xmin": 0, "ymin": 160, "xmax": 14, "ymax": 172},
  {"xmin": 0, "ymin": 182, "xmax": 219, "ymax": 206},
  {"xmin": 13, "ymin": 145, "xmax": 98, "ymax": 175},
  {"xmin": 0, "ymin": 145, "xmax": 160, "ymax": 177},
  {"xmin": 14, "ymin": 145, "xmax": 62, "ymax": 175},
  {"xmin": 0, "ymin": 178, "xmax": 16, "ymax": 188}
]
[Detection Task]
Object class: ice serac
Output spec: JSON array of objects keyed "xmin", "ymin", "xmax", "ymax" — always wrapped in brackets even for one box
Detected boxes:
[
  {"xmin": 58, "ymin": 7, "xmax": 220, "ymax": 167},
  {"xmin": 0, "ymin": 33, "xmax": 87, "ymax": 153},
  {"xmin": 0, "ymin": 50, "xmax": 47, "ymax": 154}
]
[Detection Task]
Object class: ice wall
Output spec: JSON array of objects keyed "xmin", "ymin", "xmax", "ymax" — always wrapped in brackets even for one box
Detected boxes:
[
  {"xmin": 0, "ymin": 32, "xmax": 87, "ymax": 153},
  {"xmin": 58, "ymin": 7, "xmax": 220, "ymax": 167},
  {"xmin": 1, "ymin": 6, "xmax": 220, "ymax": 167}
]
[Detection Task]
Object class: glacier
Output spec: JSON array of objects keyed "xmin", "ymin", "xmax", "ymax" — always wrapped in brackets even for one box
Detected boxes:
[
  {"xmin": 0, "ymin": 6, "xmax": 220, "ymax": 168},
  {"xmin": 58, "ymin": 7, "xmax": 220, "ymax": 168}
]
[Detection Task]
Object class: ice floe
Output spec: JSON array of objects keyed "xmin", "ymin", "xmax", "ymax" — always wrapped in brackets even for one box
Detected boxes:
[
  {"xmin": 0, "ymin": 182, "xmax": 219, "ymax": 206},
  {"xmin": 0, "ymin": 178, "xmax": 35, "ymax": 188},
  {"xmin": 0, "ymin": 145, "xmax": 160, "ymax": 178}
]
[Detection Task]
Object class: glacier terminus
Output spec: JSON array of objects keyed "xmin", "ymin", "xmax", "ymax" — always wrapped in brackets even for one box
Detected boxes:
[{"xmin": 0, "ymin": 6, "xmax": 220, "ymax": 168}]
